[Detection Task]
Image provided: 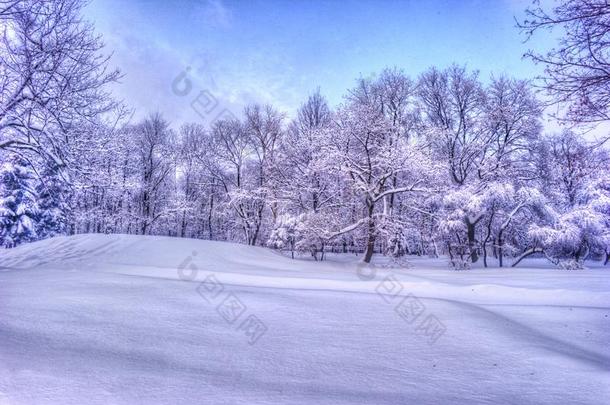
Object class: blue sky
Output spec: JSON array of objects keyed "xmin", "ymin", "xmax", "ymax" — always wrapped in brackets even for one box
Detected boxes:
[{"xmin": 85, "ymin": 0, "xmax": 552, "ymax": 125}]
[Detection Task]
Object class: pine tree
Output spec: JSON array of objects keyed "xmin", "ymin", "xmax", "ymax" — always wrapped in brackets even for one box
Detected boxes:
[
  {"xmin": 0, "ymin": 155, "xmax": 39, "ymax": 248},
  {"xmin": 36, "ymin": 163, "xmax": 70, "ymax": 239}
]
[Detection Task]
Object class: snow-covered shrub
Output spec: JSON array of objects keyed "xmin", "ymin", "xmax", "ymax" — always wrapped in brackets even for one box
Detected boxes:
[
  {"xmin": 557, "ymin": 260, "xmax": 584, "ymax": 270},
  {"xmin": 527, "ymin": 206, "xmax": 608, "ymax": 267},
  {"xmin": 449, "ymin": 256, "xmax": 471, "ymax": 270},
  {"xmin": 267, "ymin": 213, "xmax": 304, "ymax": 258},
  {"xmin": 295, "ymin": 213, "xmax": 334, "ymax": 261}
]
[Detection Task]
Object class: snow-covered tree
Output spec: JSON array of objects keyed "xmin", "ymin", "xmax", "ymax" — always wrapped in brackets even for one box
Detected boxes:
[
  {"xmin": 418, "ymin": 65, "xmax": 486, "ymax": 186},
  {"xmin": 522, "ymin": 177, "xmax": 610, "ymax": 269},
  {"xmin": 277, "ymin": 90, "xmax": 333, "ymax": 214},
  {"xmin": 328, "ymin": 69, "xmax": 432, "ymax": 262},
  {"xmin": 0, "ymin": 30, "xmax": 603, "ymax": 272},
  {"xmin": 536, "ymin": 130, "xmax": 607, "ymax": 208},
  {"xmin": 0, "ymin": 0, "xmax": 119, "ymax": 164},
  {"xmin": 0, "ymin": 154, "xmax": 39, "ymax": 247},
  {"xmin": 133, "ymin": 114, "xmax": 176, "ymax": 235},
  {"xmin": 267, "ymin": 213, "xmax": 304, "ymax": 259},
  {"xmin": 36, "ymin": 163, "xmax": 70, "ymax": 239},
  {"xmin": 519, "ymin": 0, "xmax": 610, "ymax": 124},
  {"xmin": 419, "ymin": 67, "xmax": 543, "ymax": 267}
]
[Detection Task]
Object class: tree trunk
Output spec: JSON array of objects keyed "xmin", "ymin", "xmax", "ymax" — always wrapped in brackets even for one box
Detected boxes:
[
  {"xmin": 498, "ymin": 237, "xmax": 503, "ymax": 268},
  {"xmin": 511, "ymin": 248, "xmax": 543, "ymax": 267},
  {"xmin": 363, "ymin": 203, "xmax": 376, "ymax": 263},
  {"xmin": 497, "ymin": 226, "xmax": 506, "ymax": 267},
  {"xmin": 466, "ymin": 219, "xmax": 478, "ymax": 263},
  {"xmin": 180, "ymin": 211, "xmax": 187, "ymax": 238},
  {"xmin": 207, "ymin": 194, "xmax": 214, "ymax": 240},
  {"xmin": 482, "ymin": 213, "xmax": 494, "ymax": 268}
]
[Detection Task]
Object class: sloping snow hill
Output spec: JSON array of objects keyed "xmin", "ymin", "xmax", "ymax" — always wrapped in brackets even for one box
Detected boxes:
[{"xmin": 1, "ymin": 234, "xmax": 609, "ymax": 404}]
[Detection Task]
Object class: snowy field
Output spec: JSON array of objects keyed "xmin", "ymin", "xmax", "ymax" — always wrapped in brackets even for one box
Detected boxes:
[{"xmin": 1, "ymin": 234, "xmax": 609, "ymax": 405}]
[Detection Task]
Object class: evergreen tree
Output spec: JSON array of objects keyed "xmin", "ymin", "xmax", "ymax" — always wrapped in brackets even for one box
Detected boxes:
[
  {"xmin": 36, "ymin": 163, "xmax": 70, "ymax": 239},
  {"xmin": 0, "ymin": 155, "xmax": 39, "ymax": 248}
]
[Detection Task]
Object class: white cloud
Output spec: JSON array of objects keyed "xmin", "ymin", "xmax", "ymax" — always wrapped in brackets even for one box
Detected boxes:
[{"xmin": 196, "ymin": 0, "xmax": 233, "ymax": 28}]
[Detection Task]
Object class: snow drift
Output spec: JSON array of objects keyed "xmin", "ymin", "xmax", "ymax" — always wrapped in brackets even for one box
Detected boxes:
[{"xmin": 0, "ymin": 234, "xmax": 609, "ymax": 404}]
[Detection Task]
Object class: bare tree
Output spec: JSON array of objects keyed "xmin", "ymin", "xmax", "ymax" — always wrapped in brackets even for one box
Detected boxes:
[
  {"xmin": 537, "ymin": 130, "xmax": 609, "ymax": 207},
  {"xmin": 0, "ymin": 0, "xmax": 119, "ymax": 164},
  {"xmin": 332, "ymin": 71, "xmax": 427, "ymax": 263},
  {"xmin": 418, "ymin": 65, "xmax": 486, "ymax": 186},
  {"xmin": 177, "ymin": 123, "xmax": 208, "ymax": 238},
  {"xmin": 480, "ymin": 76, "xmax": 542, "ymax": 181},
  {"xmin": 133, "ymin": 114, "xmax": 174, "ymax": 235},
  {"xmin": 280, "ymin": 90, "xmax": 332, "ymax": 213},
  {"xmin": 519, "ymin": 0, "xmax": 610, "ymax": 124},
  {"xmin": 206, "ymin": 116, "xmax": 269, "ymax": 245},
  {"xmin": 244, "ymin": 104, "xmax": 284, "ymax": 187}
]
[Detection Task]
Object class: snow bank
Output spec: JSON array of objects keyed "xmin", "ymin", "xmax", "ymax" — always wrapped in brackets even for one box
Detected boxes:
[{"xmin": 1, "ymin": 234, "xmax": 609, "ymax": 404}]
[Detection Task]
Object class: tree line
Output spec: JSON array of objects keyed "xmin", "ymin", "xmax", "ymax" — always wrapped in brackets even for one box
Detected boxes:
[{"xmin": 1, "ymin": 0, "xmax": 609, "ymax": 269}]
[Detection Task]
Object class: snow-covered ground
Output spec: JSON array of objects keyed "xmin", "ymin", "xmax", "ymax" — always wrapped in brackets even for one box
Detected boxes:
[{"xmin": 0, "ymin": 234, "xmax": 609, "ymax": 405}]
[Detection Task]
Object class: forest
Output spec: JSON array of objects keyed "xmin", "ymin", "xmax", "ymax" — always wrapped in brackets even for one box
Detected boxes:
[{"xmin": 1, "ymin": 0, "xmax": 609, "ymax": 269}]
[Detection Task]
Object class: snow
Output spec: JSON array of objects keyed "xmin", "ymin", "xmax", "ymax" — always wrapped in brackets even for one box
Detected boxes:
[{"xmin": 1, "ymin": 234, "xmax": 609, "ymax": 404}]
